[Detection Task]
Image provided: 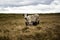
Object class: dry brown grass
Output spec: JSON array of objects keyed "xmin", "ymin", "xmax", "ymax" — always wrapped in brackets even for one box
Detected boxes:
[{"xmin": 0, "ymin": 14, "xmax": 60, "ymax": 40}]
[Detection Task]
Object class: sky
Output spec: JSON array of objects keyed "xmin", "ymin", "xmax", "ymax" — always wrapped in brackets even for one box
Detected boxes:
[{"xmin": 0, "ymin": 0, "xmax": 60, "ymax": 13}]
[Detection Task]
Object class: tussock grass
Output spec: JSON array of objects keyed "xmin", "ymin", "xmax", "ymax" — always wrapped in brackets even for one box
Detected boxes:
[{"xmin": 0, "ymin": 14, "xmax": 60, "ymax": 40}]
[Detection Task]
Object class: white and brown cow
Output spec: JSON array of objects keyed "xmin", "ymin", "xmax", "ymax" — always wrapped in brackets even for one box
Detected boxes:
[{"xmin": 24, "ymin": 14, "xmax": 39, "ymax": 26}]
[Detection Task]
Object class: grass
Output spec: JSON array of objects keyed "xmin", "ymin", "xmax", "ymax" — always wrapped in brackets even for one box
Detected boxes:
[{"xmin": 0, "ymin": 14, "xmax": 60, "ymax": 40}]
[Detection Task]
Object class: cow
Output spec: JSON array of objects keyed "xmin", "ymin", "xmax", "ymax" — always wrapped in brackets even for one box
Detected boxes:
[{"xmin": 24, "ymin": 14, "xmax": 39, "ymax": 26}]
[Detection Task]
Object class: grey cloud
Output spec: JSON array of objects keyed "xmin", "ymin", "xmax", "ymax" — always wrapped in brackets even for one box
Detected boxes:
[
  {"xmin": 0, "ymin": 0, "xmax": 54, "ymax": 7},
  {"xmin": 32, "ymin": 0, "xmax": 54, "ymax": 5},
  {"xmin": 0, "ymin": 8, "xmax": 8, "ymax": 11}
]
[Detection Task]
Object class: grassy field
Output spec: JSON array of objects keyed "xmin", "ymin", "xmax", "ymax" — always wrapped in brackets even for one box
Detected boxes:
[{"xmin": 0, "ymin": 14, "xmax": 60, "ymax": 40}]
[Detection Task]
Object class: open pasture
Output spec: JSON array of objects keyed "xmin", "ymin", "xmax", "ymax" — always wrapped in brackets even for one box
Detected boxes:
[{"xmin": 0, "ymin": 14, "xmax": 60, "ymax": 40}]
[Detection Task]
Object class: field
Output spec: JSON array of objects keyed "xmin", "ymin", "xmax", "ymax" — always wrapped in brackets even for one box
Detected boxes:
[{"xmin": 0, "ymin": 14, "xmax": 60, "ymax": 40}]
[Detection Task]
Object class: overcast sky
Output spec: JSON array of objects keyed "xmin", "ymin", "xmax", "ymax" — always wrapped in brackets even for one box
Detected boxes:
[{"xmin": 0, "ymin": 0, "xmax": 60, "ymax": 13}]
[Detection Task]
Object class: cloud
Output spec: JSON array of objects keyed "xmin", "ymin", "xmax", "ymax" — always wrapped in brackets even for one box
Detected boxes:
[
  {"xmin": 0, "ymin": 0, "xmax": 54, "ymax": 7},
  {"xmin": 0, "ymin": 4, "xmax": 60, "ymax": 13},
  {"xmin": 0, "ymin": 0, "xmax": 60, "ymax": 13},
  {"xmin": 52, "ymin": 0, "xmax": 60, "ymax": 5}
]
